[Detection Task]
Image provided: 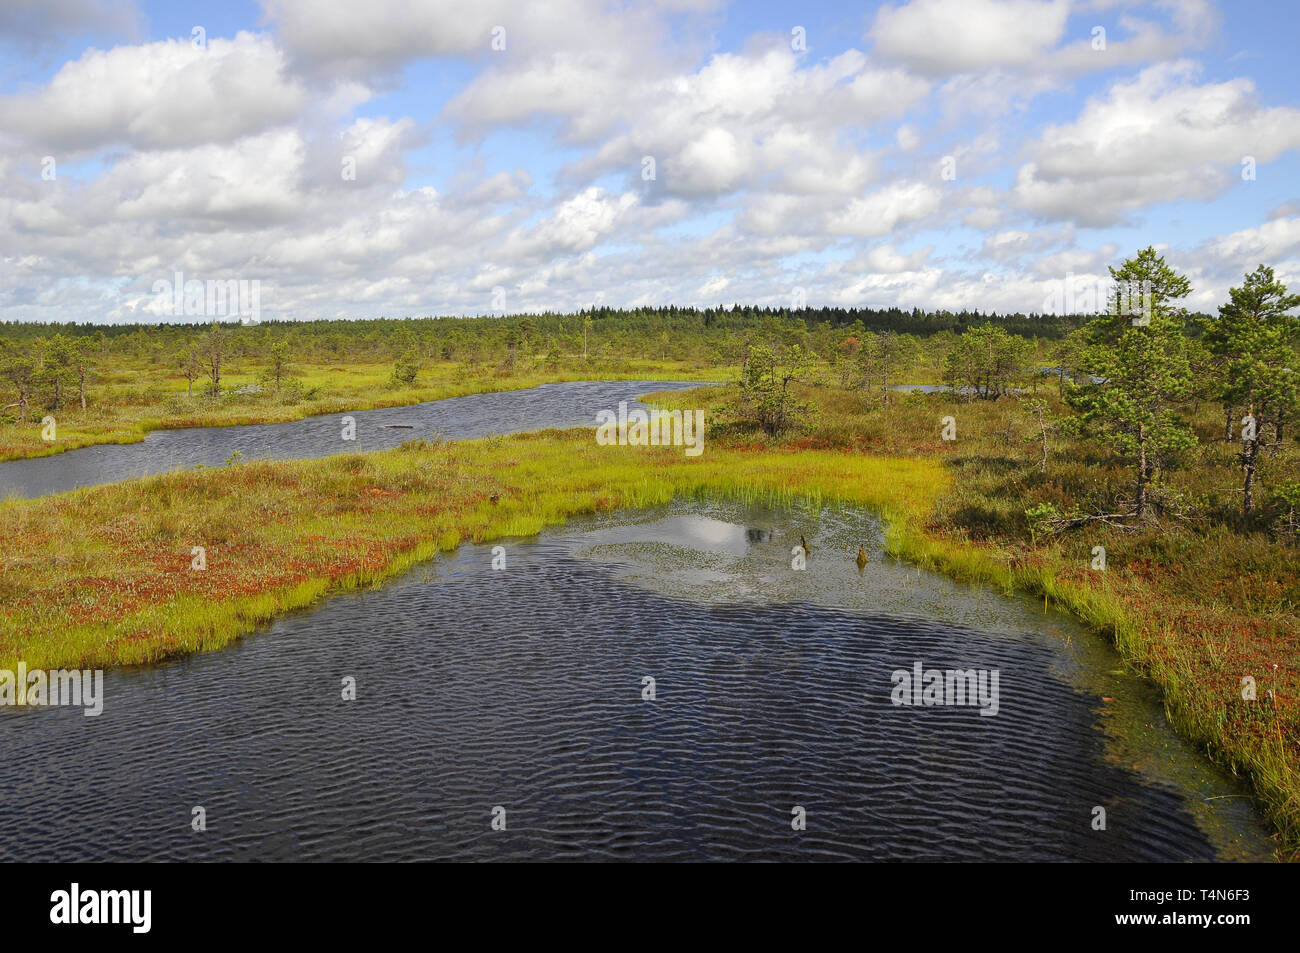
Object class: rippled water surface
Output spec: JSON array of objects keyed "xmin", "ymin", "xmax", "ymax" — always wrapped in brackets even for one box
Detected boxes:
[
  {"xmin": 0, "ymin": 499, "xmax": 1272, "ymax": 861},
  {"xmin": 0, "ymin": 379, "xmax": 706, "ymax": 498}
]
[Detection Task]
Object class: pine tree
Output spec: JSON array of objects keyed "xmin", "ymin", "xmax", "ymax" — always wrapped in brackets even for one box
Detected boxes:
[
  {"xmin": 1203, "ymin": 265, "xmax": 1300, "ymax": 515},
  {"xmin": 1068, "ymin": 247, "xmax": 1197, "ymax": 520}
]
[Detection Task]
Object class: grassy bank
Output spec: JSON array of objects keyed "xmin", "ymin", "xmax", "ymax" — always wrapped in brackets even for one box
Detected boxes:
[{"xmin": 0, "ymin": 431, "xmax": 945, "ymax": 674}]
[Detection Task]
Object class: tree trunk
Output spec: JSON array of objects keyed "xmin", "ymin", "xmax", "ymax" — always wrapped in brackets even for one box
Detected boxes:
[
  {"xmin": 1243, "ymin": 431, "xmax": 1258, "ymax": 515},
  {"xmin": 79, "ymin": 366, "xmax": 87, "ymax": 410},
  {"xmin": 1224, "ymin": 406, "xmax": 1233, "ymax": 442},
  {"xmin": 1135, "ymin": 424, "xmax": 1148, "ymax": 518}
]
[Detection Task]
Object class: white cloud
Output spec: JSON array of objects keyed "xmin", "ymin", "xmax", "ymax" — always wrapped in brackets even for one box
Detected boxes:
[
  {"xmin": 466, "ymin": 45, "xmax": 926, "ymax": 203},
  {"xmin": 1033, "ymin": 61, "xmax": 1300, "ymax": 177},
  {"xmin": 1203, "ymin": 216, "xmax": 1300, "ymax": 266},
  {"xmin": 826, "ymin": 181, "xmax": 942, "ymax": 237},
  {"xmin": 1012, "ymin": 61, "xmax": 1300, "ymax": 225},
  {"xmin": 697, "ymin": 274, "xmax": 730, "ymax": 298},
  {"xmin": 862, "ymin": 244, "xmax": 934, "ymax": 273},
  {"xmin": 673, "ymin": 127, "xmax": 751, "ymax": 195},
  {"xmin": 869, "ymin": 0, "xmax": 1212, "ymax": 80},
  {"xmin": 870, "ymin": 0, "xmax": 1071, "ymax": 74},
  {"xmin": 263, "ymin": 0, "xmax": 669, "ymax": 79},
  {"xmin": 504, "ymin": 188, "xmax": 638, "ymax": 263},
  {"xmin": 0, "ymin": 32, "xmax": 308, "ymax": 152}
]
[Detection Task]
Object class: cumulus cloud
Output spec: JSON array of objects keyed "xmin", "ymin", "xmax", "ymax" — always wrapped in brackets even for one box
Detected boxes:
[
  {"xmin": 826, "ymin": 182, "xmax": 942, "ymax": 237},
  {"xmin": 504, "ymin": 187, "xmax": 638, "ymax": 263},
  {"xmin": 1033, "ymin": 62, "xmax": 1299, "ymax": 177},
  {"xmin": 870, "ymin": 0, "xmax": 1072, "ymax": 74},
  {"xmin": 0, "ymin": 32, "xmax": 309, "ymax": 152},
  {"xmin": 465, "ymin": 45, "xmax": 926, "ymax": 204},
  {"xmin": 1202, "ymin": 216, "xmax": 1300, "ymax": 267},
  {"xmin": 262, "ymin": 0, "xmax": 673, "ymax": 80},
  {"xmin": 1012, "ymin": 61, "xmax": 1300, "ymax": 225},
  {"xmin": 262, "ymin": 0, "xmax": 510, "ymax": 73},
  {"xmin": 869, "ymin": 0, "xmax": 1213, "ymax": 78}
]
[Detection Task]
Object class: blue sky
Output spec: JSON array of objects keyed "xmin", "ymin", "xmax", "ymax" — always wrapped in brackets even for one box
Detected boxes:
[{"xmin": 2, "ymin": 0, "xmax": 1299, "ymax": 323}]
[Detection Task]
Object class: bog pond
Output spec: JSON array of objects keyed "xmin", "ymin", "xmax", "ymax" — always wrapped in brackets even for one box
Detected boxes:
[{"xmin": 0, "ymin": 498, "xmax": 1272, "ymax": 861}]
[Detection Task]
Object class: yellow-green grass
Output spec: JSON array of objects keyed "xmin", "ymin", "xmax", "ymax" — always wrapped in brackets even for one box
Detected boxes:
[
  {"xmin": 0, "ymin": 359, "xmax": 730, "ymax": 462},
  {"xmin": 0, "ymin": 432, "xmax": 943, "ymax": 675}
]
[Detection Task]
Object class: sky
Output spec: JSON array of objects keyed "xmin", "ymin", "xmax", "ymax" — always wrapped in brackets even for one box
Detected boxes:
[{"xmin": 1, "ymin": 0, "xmax": 1299, "ymax": 324}]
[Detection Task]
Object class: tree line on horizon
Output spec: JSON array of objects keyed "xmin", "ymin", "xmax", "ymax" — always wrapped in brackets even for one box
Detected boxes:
[{"xmin": 0, "ymin": 301, "xmax": 1108, "ymax": 346}]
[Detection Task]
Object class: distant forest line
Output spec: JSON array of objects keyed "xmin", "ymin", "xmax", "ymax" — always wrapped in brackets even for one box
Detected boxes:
[{"xmin": 0, "ymin": 304, "xmax": 1211, "ymax": 349}]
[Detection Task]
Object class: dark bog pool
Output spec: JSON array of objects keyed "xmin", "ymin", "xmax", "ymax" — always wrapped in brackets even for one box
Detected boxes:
[
  {"xmin": 0, "ymin": 380, "xmax": 707, "ymax": 498},
  {"xmin": 0, "ymin": 499, "xmax": 1273, "ymax": 861}
]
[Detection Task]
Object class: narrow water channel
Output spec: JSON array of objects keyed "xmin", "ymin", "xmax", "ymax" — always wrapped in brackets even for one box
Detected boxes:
[{"xmin": 0, "ymin": 380, "xmax": 707, "ymax": 498}]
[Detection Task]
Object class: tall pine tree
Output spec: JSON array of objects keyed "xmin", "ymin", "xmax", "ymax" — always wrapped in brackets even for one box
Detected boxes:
[
  {"xmin": 1068, "ymin": 247, "xmax": 1197, "ymax": 519},
  {"xmin": 1204, "ymin": 265, "xmax": 1300, "ymax": 515}
]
